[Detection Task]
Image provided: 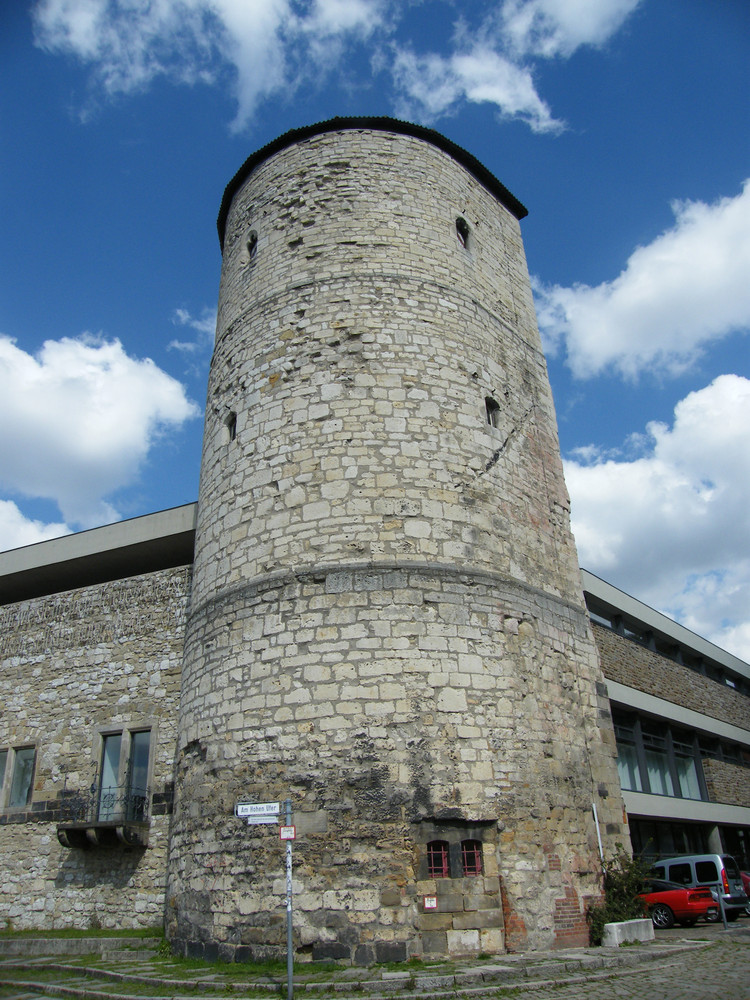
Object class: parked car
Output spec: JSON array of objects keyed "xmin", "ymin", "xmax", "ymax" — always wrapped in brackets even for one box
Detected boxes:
[
  {"xmin": 639, "ymin": 878, "xmax": 718, "ymax": 928},
  {"xmin": 650, "ymin": 854, "xmax": 748, "ymax": 922},
  {"xmin": 742, "ymin": 872, "xmax": 750, "ymax": 916}
]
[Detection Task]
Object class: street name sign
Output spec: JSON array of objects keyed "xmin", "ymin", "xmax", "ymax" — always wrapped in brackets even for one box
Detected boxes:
[{"xmin": 235, "ymin": 801, "xmax": 280, "ymax": 819}]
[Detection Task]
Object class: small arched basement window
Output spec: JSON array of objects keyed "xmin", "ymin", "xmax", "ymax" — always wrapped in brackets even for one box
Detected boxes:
[
  {"xmin": 456, "ymin": 216, "xmax": 470, "ymax": 248},
  {"xmin": 427, "ymin": 840, "xmax": 450, "ymax": 878},
  {"xmin": 485, "ymin": 396, "xmax": 500, "ymax": 428},
  {"xmin": 461, "ymin": 839, "xmax": 483, "ymax": 876}
]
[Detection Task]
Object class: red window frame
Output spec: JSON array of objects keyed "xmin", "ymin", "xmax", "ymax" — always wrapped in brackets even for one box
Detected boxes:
[
  {"xmin": 427, "ymin": 840, "xmax": 450, "ymax": 878},
  {"xmin": 461, "ymin": 839, "xmax": 483, "ymax": 876}
]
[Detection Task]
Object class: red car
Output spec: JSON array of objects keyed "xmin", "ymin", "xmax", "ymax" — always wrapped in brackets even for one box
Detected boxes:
[{"xmin": 639, "ymin": 878, "xmax": 718, "ymax": 928}]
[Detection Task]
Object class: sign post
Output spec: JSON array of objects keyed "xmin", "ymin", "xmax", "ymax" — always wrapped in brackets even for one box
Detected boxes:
[
  {"xmin": 284, "ymin": 798, "xmax": 293, "ymax": 1000},
  {"xmin": 235, "ymin": 798, "xmax": 294, "ymax": 999}
]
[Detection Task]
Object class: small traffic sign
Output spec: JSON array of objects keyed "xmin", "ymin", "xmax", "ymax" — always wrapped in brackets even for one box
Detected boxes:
[{"xmin": 280, "ymin": 825, "xmax": 296, "ymax": 840}]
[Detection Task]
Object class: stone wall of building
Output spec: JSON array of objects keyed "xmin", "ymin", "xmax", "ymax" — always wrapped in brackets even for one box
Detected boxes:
[
  {"xmin": 702, "ymin": 759, "xmax": 750, "ymax": 809},
  {"xmin": 0, "ymin": 565, "xmax": 189, "ymax": 930},
  {"xmin": 593, "ymin": 624, "xmax": 750, "ymax": 731},
  {"xmin": 168, "ymin": 124, "xmax": 627, "ymax": 963}
]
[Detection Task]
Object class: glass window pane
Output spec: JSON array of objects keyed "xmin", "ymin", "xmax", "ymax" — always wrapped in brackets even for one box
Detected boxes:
[
  {"xmin": 99, "ymin": 733, "xmax": 122, "ymax": 821},
  {"xmin": 645, "ymin": 749, "xmax": 674, "ymax": 796},
  {"xmin": 616, "ymin": 744, "xmax": 643, "ymax": 791},
  {"xmin": 9, "ymin": 748, "xmax": 35, "ymax": 807},
  {"xmin": 695, "ymin": 861, "xmax": 719, "ymax": 882},
  {"xmin": 128, "ymin": 731, "xmax": 150, "ymax": 795},
  {"xmin": 667, "ymin": 863, "xmax": 692, "ymax": 884},
  {"xmin": 675, "ymin": 755, "xmax": 702, "ymax": 799},
  {"xmin": 0, "ymin": 750, "xmax": 7, "ymax": 791},
  {"xmin": 127, "ymin": 731, "xmax": 150, "ymax": 820}
]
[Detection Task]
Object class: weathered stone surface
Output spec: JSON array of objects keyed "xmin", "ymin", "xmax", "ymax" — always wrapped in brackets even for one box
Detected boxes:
[
  {"xmin": 0, "ymin": 566, "xmax": 189, "ymax": 930},
  {"xmin": 166, "ymin": 123, "xmax": 627, "ymax": 962}
]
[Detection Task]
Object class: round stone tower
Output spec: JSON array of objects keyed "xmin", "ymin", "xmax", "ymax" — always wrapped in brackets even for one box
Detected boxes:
[{"xmin": 167, "ymin": 118, "xmax": 628, "ymax": 963}]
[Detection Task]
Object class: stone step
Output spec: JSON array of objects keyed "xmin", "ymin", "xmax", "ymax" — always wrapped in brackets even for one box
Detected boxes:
[{"xmin": 0, "ymin": 938, "xmax": 162, "ymax": 959}]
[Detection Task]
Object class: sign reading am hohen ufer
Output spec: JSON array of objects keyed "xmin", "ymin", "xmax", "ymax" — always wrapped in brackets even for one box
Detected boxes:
[{"xmin": 235, "ymin": 801, "xmax": 280, "ymax": 824}]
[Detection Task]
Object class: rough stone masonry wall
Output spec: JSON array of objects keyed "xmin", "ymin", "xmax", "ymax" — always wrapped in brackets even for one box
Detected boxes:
[
  {"xmin": 0, "ymin": 566, "xmax": 189, "ymax": 930},
  {"xmin": 170, "ymin": 566, "xmax": 621, "ymax": 962},
  {"xmin": 702, "ymin": 759, "xmax": 750, "ymax": 809},
  {"xmin": 168, "ymin": 126, "xmax": 627, "ymax": 962},
  {"xmin": 593, "ymin": 623, "xmax": 750, "ymax": 731}
]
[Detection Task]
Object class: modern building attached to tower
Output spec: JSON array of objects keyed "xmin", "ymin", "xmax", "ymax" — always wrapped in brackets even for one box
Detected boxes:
[{"xmin": 1, "ymin": 119, "xmax": 749, "ymax": 962}]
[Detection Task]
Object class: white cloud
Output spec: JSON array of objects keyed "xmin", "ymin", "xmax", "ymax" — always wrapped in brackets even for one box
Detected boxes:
[
  {"xmin": 169, "ymin": 307, "xmax": 217, "ymax": 355},
  {"xmin": 566, "ymin": 375, "xmax": 750, "ymax": 660},
  {"xmin": 0, "ymin": 333, "xmax": 199, "ymax": 529},
  {"xmin": 32, "ymin": 0, "xmax": 384, "ymax": 131},
  {"xmin": 392, "ymin": 45, "xmax": 561, "ymax": 133},
  {"xmin": 536, "ymin": 180, "xmax": 750, "ymax": 378},
  {"xmin": 32, "ymin": 0, "xmax": 640, "ymax": 134},
  {"xmin": 391, "ymin": 0, "xmax": 642, "ymax": 130},
  {"xmin": 500, "ymin": 0, "xmax": 643, "ymax": 58},
  {"xmin": 0, "ymin": 501, "xmax": 70, "ymax": 553}
]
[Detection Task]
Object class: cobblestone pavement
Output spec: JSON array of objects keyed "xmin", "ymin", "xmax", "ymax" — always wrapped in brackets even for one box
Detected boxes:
[
  {"xmin": 1, "ymin": 924, "xmax": 750, "ymax": 1000},
  {"xmin": 498, "ymin": 939, "xmax": 750, "ymax": 999}
]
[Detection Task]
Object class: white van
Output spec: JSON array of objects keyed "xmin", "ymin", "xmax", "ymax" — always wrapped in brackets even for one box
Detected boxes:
[{"xmin": 650, "ymin": 854, "xmax": 748, "ymax": 921}]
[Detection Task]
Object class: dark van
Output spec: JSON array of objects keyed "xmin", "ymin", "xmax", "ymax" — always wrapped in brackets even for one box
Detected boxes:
[{"xmin": 650, "ymin": 854, "xmax": 748, "ymax": 921}]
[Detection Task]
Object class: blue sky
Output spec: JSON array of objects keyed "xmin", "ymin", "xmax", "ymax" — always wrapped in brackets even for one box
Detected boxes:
[{"xmin": 1, "ymin": 0, "xmax": 749, "ymax": 658}]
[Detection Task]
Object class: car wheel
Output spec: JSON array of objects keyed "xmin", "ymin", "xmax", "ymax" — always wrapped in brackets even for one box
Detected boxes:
[
  {"xmin": 705, "ymin": 909, "xmax": 720, "ymax": 922},
  {"xmin": 677, "ymin": 918, "xmax": 697, "ymax": 927},
  {"xmin": 651, "ymin": 903, "xmax": 675, "ymax": 929}
]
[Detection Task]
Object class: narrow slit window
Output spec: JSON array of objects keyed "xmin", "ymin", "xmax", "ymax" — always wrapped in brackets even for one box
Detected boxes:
[
  {"xmin": 485, "ymin": 397, "xmax": 500, "ymax": 428},
  {"xmin": 456, "ymin": 217, "xmax": 470, "ymax": 248},
  {"xmin": 225, "ymin": 411, "xmax": 237, "ymax": 443},
  {"xmin": 461, "ymin": 839, "xmax": 483, "ymax": 876},
  {"xmin": 427, "ymin": 840, "xmax": 450, "ymax": 878},
  {"xmin": 246, "ymin": 230, "xmax": 258, "ymax": 261}
]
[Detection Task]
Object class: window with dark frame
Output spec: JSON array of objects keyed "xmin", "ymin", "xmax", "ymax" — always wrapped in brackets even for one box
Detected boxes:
[
  {"xmin": 613, "ymin": 709, "xmax": 708, "ymax": 801},
  {"xmin": 97, "ymin": 729, "xmax": 151, "ymax": 823},
  {"xmin": 0, "ymin": 746, "xmax": 36, "ymax": 809},
  {"xmin": 427, "ymin": 840, "xmax": 450, "ymax": 878},
  {"xmin": 461, "ymin": 839, "xmax": 483, "ymax": 876}
]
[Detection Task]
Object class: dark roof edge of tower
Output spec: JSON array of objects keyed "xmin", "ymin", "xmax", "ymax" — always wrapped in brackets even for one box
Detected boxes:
[{"xmin": 217, "ymin": 116, "xmax": 528, "ymax": 248}]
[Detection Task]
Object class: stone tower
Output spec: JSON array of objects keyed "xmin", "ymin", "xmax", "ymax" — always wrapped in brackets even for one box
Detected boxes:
[{"xmin": 166, "ymin": 118, "xmax": 628, "ymax": 962}]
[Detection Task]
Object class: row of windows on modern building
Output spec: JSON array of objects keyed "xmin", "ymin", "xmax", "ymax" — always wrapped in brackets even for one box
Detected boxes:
[
  {"xmin": 613, "ymin": 707, "xmax": 750, "ymax": 801},
  {"xmin": 0, "ymin": 728, "xmax": 151, "ymax": 821}
]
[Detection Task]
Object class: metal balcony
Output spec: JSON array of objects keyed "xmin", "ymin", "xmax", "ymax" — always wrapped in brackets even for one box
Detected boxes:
[{"xmin": 56, "ymin": 782, "xmax": 151, "ymax": 849}]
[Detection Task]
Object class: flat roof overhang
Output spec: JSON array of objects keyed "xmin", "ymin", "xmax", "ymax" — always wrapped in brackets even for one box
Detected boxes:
[{"xmin": 0, "ymin": 503, "xmax": 197, "ymax": 605}]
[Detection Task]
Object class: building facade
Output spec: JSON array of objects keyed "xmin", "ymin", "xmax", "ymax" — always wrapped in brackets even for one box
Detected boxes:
[{"xmin": 0, "ymin": 119, "xmax": 748, "ymax": 960}]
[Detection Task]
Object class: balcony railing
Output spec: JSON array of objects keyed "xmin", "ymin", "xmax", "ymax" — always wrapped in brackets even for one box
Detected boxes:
[
  {"xmin": 60, "ymin": 782, "xmax": 151, "ymax": 824},
  {"xmin": 57, "ymin": 782, "xmax": 151, "ymax": 849}
]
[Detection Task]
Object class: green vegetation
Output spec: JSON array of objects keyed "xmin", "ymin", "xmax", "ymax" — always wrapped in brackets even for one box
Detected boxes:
[{"xmin": 586, "ymin": 847, "xmax": 651, "ymax": 945}]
